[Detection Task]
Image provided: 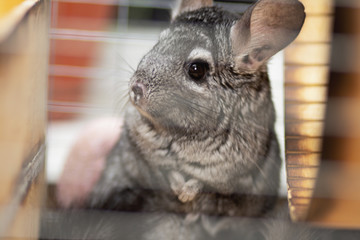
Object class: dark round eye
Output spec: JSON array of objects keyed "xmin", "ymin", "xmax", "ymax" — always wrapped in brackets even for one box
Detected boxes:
[{"xmin": 187, "ymin": 61, "xmax": 209, "ymax": 81}]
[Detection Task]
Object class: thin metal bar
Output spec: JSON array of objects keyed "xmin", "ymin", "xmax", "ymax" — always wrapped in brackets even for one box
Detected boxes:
[
  {"xmin": 51, "ymin": 0, "xmax": 252, "ymax": 10},
  {"xmin": 117, "ymin": 0, "xmax": 129, "ymax": 31},
  {"xmin": 49, "ymin": 28, "xmax": 159, "ymax": 42}
]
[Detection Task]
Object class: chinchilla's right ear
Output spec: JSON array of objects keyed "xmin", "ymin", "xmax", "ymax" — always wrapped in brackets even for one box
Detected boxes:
[
  {"xmin": 172, "ymin": 0, "xmax": 213, "ymax": 20},
  {"xmin": 230, "ymin": 0, "xmax": 305, "ymax": 71}
]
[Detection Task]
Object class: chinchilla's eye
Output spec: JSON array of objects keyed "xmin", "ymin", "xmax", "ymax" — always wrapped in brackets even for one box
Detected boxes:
[{"xmin": 187, "ymin": 61, "xmax": 209, "ymax": 81}]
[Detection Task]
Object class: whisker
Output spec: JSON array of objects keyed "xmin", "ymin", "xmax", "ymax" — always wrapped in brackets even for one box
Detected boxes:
[
  {"xmin": 170, "ymin": 93, "xmax": 220, "ymax": 120},
  {"xmin": 171, "ymin": 92, "xmax": 219, "ymax": 115},
  {"xmin": 170, "ymin": 93, "xmax": 219, "ymax": 122},
  {"xmin": 114, "ymin": 77, "xmax": 131, "ymax": 82},
  {"xmin": 247, "ymin": 153, "xmax": 268, "ymax": 180},
  {"xmin": 117, "ymin": 66, "xmax": 134, "ymax": 75},
  {"xmin": 117, "ymin": 91, "xmax": 130, "ymax": 107},
  {"xmin": 170, "ymin": 93, "xmax": 270, "ymax": 139},
  {"xmin": 116, "ymin": 53, "xmax": 136, "ymax": 73}
]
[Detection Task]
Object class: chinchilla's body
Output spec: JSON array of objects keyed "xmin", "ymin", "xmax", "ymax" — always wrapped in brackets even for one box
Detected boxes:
[{"xmin": 85, "ymin": 0, "xmax": 305, "ymax": 238}]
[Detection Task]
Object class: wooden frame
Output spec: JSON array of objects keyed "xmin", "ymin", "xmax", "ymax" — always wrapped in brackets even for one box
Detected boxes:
[{"xmin": 0, "ymin": 0, "xmax": 49, "ymax": 238}]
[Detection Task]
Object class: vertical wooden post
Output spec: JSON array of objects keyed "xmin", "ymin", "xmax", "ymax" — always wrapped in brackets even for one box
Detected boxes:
[
  {"xmin": 0, "ymin": 1, "xmax": 49, "ymax": 239},
  {"xmin": 284, "ymin": 0, "xmax": 334, "ymax": 221}
]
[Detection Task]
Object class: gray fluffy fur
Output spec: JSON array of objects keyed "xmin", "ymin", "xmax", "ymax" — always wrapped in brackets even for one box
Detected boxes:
[
  {"xmin": 86, "ymin": 0, "xmax": 303, "ymax": 239},
  {"xmin": 90, "ymin": 6, "xmax": 280, "ymax": 214}
]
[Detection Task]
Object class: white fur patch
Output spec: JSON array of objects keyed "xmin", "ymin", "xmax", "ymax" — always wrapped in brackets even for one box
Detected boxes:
[{"xmin": 187, "ymin": 47, "xmax": 214, "ymax": 74}]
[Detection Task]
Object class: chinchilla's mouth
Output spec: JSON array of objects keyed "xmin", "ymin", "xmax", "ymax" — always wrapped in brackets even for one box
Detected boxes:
[{"xmin": 128, "ymin": 92, "xmax": 157, "ymax": 124}]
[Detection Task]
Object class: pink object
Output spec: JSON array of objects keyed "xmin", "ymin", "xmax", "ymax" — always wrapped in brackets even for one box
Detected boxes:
[{"xmin": 56, "ymin": 117, "xmax": 123, "ymax": 208}]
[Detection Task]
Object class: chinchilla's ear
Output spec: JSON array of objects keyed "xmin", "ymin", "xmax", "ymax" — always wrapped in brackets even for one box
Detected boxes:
[
  {"xmin": 172, "ymin": 0, "xmax": 213, "ymax": 20},
  {"xmin": 230, "ymin": 0, "xmax": 305, "ymax": 71}
]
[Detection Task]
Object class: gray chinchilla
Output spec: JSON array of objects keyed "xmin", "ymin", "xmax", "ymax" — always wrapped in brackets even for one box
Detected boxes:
[
  {"xmin": 88, "ymin": 0, "xmax": 305, "ymax": 215},
  {"xmin": 86, "ymin": 0, "xmax": 305, "ymax": 238}
]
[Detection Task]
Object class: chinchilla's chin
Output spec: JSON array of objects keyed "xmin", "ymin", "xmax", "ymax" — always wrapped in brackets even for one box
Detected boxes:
[
  {"xmin": 134, "ymin": 107, "xmax": 185, "ymax": 135},
  {"xmin": 130, "ymin": 103, "xmax": 167, "ymax": 131}
]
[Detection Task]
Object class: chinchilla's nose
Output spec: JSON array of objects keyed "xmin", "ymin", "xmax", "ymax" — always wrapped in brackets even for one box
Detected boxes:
[{"xmin": 130, "ymin": 82, "xmax": 146, "ymax": 104}]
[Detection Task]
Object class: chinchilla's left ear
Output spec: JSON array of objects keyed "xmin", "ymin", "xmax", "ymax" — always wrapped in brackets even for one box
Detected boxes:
[
  {"xmin": 172, "ymin": 0, "xmax": 213, "ymax": 20},
  {"xmin": 230, "ymin": 0, "xmax": 305, "ymax": 71}
]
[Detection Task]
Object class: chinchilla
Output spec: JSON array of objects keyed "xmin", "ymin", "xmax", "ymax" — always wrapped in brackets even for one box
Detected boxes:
[
  {"xmin": 85, "ymin": 0, "xmax": 305, "ymax": 238},
  {"xmin": 88, "ymin": 0, "xmax": 305, "ymax": 216}
]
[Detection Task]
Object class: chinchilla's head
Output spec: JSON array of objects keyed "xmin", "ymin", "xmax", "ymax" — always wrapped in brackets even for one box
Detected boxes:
[{"xmin": 129, "ymin": 0, "xmax": 305, "ymax": 136}]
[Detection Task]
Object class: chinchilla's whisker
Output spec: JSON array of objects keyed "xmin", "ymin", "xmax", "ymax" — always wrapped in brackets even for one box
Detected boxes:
[
  {"xmin": 171, "ymin": 93, "xmax": 219, "ymax": 122},
  {"xmin": 247, "ymin": 157, "xmax": 268, "ymax": 181},
  {"xmin": 172, "ymin": 94, "xmax": 268, "ymax": 136},
  {"xmin": 172, "ymin": 93, "xmax": 219, "ymax": 115},
  {"xmin": 118, "ymin": 87, "xmax": 129, "ymax": 97},
  {"xmin": 115, "ymin": 79, "xmax": 131, "ymax": 83},
  {"xmin": 171, "ymin": 92, "xmax": 269, "ymax": 136},
  {"xmin": 116, "ymin": 93, "xmax": 130, "ymax": 114},
  {"xmin": 170, "ymin": 93, "xmax": 219, "ymax": 121},
  {"xmin": 118, "ymin": 66, "xmax": 134, "ymax": 75},
  {"xmin": 113, "ymin": 81, "xmax": 129, "ymax": 96},
  {"xmin": 113, "ymin": 78, "xmax": 130, "ymax": 88},
  {"xmin": 114, "ymin": 84, "xmax": 129, "ymax": 98},
  {"xmin": 116, "ymin": 52, "xmax": 136, "ymax": 73},
  {"xmin": 171, "ymin": 93, "xmax": 269, "ymax": 138},
  {"xmin": 109, "ymin": 82, "xmax": 130, "ymax": 117},
  {"xmin": 118, "ymin": 96, "xmax": 129, "ymax": 108}
]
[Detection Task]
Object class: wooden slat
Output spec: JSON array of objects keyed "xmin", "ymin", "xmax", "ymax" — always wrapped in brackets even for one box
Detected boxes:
[
  {"xmin": 285, "ymin": 0, "xmax": 334, "ymax": 222},
  {"xmin": 285, "ymin": 43, "xmax": 331, "ymax": 65},
  {"xmin": 289, "ymin": 190, "xmax": 314, "ymax": 201},
  {"xmin": 0, "ymin": 1, "xmax": 49, "ymax": 238},
  {"xmin": 295, "ymin": 15, "xmax": 333, "ymax": 43},
  {"xmin": 286, "ymin": 153, "xmax": 321, "ymax": 166},
  {"xmin": 285, "ymin": 103, "xmax": 326, "ymax": 120},
  {"xmin": 285, "ymin": 66, "xmax": 329, "ymax": 85},
  {"xmin": 300, "ymin": 0, "xmax": 334, "ymax": 15},
  {"xmin": 289, "ymin": 198, "xmax": 312, "ymax": 206},
  {"xmin": 287, "ymin": 167, "xmax": 319, "ymax": 179},
  {"xmin": 285, "ymin": 122, "xmax": 324, "ymax": 137},
  {"xmin": 286, "ymin": 138, "xmax": 323, "ymax": 152},
  {"xmin": 285, "ymin": 86, "xmax": 328, "ymax": 102},
  {"xmin": 288, "ymin": 179, "xmax": 317, "ymax": 189}
]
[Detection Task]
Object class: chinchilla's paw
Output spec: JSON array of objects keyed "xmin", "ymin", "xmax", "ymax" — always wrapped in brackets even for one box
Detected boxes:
[
  {"xmin": 168, "ymin": 172, "xmax": 203, "ymax": 203},
  {"xmin": 178, "ymin": 179, "xmax": 203, "ymax": 203},
  {"xmin": 168, "ymin": 171, "xmax": 185, "ymax": 196}
]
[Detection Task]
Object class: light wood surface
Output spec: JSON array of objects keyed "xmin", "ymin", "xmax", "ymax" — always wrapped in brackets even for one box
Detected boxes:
[
  {"xmin": 0, "ymin": 1, "xmax": 49, "ymax": 239},
  {"xmin": 284, "ymin": 0, "xmax": 334, "ymax": 222}
]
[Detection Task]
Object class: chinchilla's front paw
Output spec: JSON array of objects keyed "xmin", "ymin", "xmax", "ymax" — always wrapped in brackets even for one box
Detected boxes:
[
  {"xmin": 168, "ymin": 171, "xmax": 203, "ymax": 203},
  {"xmin": 178, "ymin": 179, "xmax": 203, "ymax": 203}
]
